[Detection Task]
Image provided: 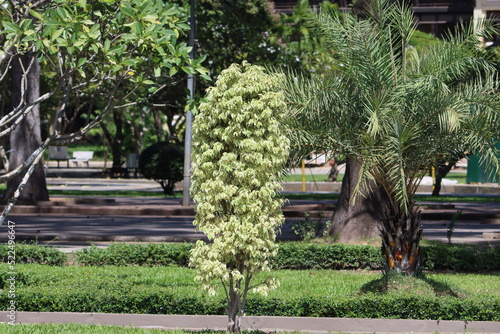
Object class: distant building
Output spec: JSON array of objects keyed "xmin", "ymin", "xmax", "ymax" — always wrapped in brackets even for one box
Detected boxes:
[{"xmin": 272, "ymin": 1, "xmax": 500, "ymax": 42}]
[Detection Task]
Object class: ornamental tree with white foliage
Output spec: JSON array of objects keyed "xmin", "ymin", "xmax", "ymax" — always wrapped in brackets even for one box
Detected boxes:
[{"xmin": 190, "ymin": 62, "xmax": 290, "ymax": 333}]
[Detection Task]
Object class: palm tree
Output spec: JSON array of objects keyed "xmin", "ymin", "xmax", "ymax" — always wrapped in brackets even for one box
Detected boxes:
[{"xmin": 282, "ymin": 0, "xmax": 499, "ymax": 275}]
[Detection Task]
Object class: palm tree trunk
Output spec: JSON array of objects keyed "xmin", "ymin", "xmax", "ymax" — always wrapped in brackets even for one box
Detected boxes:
[{"xmin": 380, "ymin": 202, "xmax": 423, "ymax": 275}]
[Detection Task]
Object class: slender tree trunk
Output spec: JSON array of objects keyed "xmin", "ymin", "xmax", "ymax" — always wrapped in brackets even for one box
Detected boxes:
[
  {"xmin": 111, "ymin": 110, "xmax": 124, "ymax": 169},
  {"xmin": 432, "ymin": 161, "xmax": 456, "ymax": 196},
  {"xmin": 100, "ymin": 110, "xmax": 124, "ymax": 176},
  {"xmin": 328, "ymin": 158, "xmax": 385, "ymax": 243},
  {"xmin": 5, "ymin": 54, "xmax": 49, "ymax": 204},
  {"xmin": 227, "ymin": 288, "xmax": 241, "ymax": 333}
]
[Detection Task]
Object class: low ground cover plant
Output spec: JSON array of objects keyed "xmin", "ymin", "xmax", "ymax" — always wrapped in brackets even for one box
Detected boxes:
[{"xmin": 0, "ymin": 264, "xmax": 498, "ymax": 321}]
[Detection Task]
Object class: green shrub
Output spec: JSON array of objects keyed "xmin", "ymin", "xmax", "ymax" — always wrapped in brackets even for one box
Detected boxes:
[
  {"xmin": 1, "ymin": 285, "xmax": 498, "ymax": 321},
  {"xmin": 272, "ymin": 242, "xmax": 383, "ymax": 270},
  {"xmin": 289, "ymin": 213, "xmax": 329, "ymax": 241},
  {"xmin": 139, "ymin": 142, "xmax": 184, "ymax": 195},
  {"xmin": 0, "ymin": 243, "xmax": 66, "ymax": 266},
  {"xmin": 76, "ymin": 243, "xmax": 192, "ymax": 266},
  {"xmin": 421, "ymin": 243, "xmax": 500, "ymax": 272},
  {"xmin": 73, "ymin": 242, "xmax": 500, "ymax": 272}
]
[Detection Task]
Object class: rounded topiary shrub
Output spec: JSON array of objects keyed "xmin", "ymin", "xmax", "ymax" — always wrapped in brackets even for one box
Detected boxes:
[{"xmin": 139, "ymin": 142, "xmax": 184, "ymax": 195}]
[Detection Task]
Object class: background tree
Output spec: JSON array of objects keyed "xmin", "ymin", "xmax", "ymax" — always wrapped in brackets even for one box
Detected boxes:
[
  {"xmin": 190, "ymin": 62, "xmax": 289, "ymax": 332},
  {"xmin": 195, "ymin": 0, "xmax": 280, "ymax": 78},
  {"xmin": 272, "ymin": 0, "xmax": 340, "ymax": 75},
  {"xmin": 0, "ymin": 0, "xmax": 207, "ymax": 224},
  {"xmin": 282, "ymin": 0, "xmax": 499, "ymax": 274},
  {"xmin": 5, "ymin": 51, "xmax": 49, "ymax": 204},
  {"xmin": 139, "ymin": 142, "xmax": 184, "ymax": 195},
  {"xmin": 91, "ymin": 0, "xmax": 280, "ymax": 168}
]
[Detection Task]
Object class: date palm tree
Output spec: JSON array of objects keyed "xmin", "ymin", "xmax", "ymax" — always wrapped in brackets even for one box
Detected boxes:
[{"xmin": 282, "ymin": 0, "xmax": 499, "ymax": 275}]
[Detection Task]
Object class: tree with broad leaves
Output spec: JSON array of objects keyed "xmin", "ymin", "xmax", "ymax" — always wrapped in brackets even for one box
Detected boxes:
[
  {"xmin": 190, "ymin": 62, "xmax": 289, "ymax": 333},
  {"xmin": 0, "ymin": 0, "xmax": 208, "ymax": 225}
]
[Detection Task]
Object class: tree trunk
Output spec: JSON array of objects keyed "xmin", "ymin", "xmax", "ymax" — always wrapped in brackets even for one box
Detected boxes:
[
  {"xmin": 226, "ymin": 287, "xmax": 242, "ymax": 333},
  {"xmin": 380, "ymin": 202, "xmax": 422, "ymax": 275},
  {"xmin": 111, "ymin": 110, "xmax": 124, "ymax": 169},
  {"xmin": 5, "ymin": 54, "xmax": 49, "ymax": 204},
  {"xmin": 432, "ymin": 160, "xmax": 457, "ymax": 196},
  {"xmin": 328, "ymin": 158, "xmax": 385, "ymax": 243},
  {"xmin": 100, "ymin": 110, "xmax": 124, "ymax": 176}
]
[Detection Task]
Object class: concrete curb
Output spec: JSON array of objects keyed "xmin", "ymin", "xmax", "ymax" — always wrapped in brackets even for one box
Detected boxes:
[
  {"xmin": 6, "ymin": 203, "xmax": 500, "ymax": 220},
  {"xmin": 282, "ymin": 182, "xmax": 500, "ymax": 195},
  {"xmin": 1, "ymin": 312, "xmax": 499, "ymax": 333}
]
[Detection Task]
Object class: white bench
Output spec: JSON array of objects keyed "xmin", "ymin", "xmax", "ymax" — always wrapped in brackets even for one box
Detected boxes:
[{"xmin": 69, "ymin": 151, "xmax": 94, "ymax": 167}]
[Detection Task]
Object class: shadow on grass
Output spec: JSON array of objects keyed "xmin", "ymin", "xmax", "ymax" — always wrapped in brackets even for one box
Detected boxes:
[{"xmin": 359, "ymin": 272, "xmax": 462, "ymax": 298}]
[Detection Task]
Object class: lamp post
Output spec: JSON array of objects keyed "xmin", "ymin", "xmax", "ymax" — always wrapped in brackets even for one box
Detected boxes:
[{"xmin": 182, "ymin": 0, "xmax": 195, "ymax": 207}]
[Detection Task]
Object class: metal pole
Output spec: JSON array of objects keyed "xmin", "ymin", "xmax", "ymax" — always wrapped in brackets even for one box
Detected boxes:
[
  {"xmin": 182, "ymin": 0, "xmax": 195, "ymax": 207},
  {"xmin": 301, "ymin": 158, "xmax": 306, "ymax": 192}
]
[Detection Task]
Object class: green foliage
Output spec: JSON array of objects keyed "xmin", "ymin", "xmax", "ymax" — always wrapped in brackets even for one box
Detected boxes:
[
  {"xmin": 3, "ymin": 242, "xmax": 495, "ymax": 273},
  {"xmin": 195, "ymin": 0, "xmax": 281, "ymax": 78},
  {"xmin": 76, "ymin": 243, "xmax": 192, "ymax": 266},
  {"xmin": 284, "ymin": 0, "xmax": 500, "ymax": 215},
  {"xmin": 408, "ymin": 30, "xmax": 440, "ymax": 49},
  {"xmin": 0, "ymin": 264, "xmax": 498, "ymax": 321},
  {"xmin": 71, "ymin": 242, "xmax": 500, "ymax": 273},
  {"xmin": 1, "ymin": 0, "xmax": 208, "ymax": 81},
  {"xmin": 422, "ymin": 243, "xmax": 500, "ymax": 272},
  {"xmin": 0, "ymin": 0, "xmax": 209, "ymax": 153},
  {"xmin": 282, "ymin": 0, "xmax": 500, "ymax": 274},
  {"xmin": 273, "ymin": 0, "xmax": 340, "ymax": 75},
  {"xmin": 0, "ymin": 243, "xmax": 66, "ymax": 266},
  {"xmin": 190, "ymin": 62, "xmax": 290, "ymax": 330},
  {"xmin": 272, "ymin": 242, "xmax": 382, "ymax": 270},
  {"xmin": 190, "ymin": 62, "xmax": 289, "ymax": 289},
  {"xmin": 139, "ymin": 142, "xmax": 184, "ymax": 195},
  {"xmin": 289, "ymin": 213, "xmax": 330, "ymax": 241}
]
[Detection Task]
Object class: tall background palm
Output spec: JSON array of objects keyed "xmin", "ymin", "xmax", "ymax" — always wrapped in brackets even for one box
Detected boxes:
[{"xmin": 282, "ymin": 0, "xmax": 499, "ymax": 275}]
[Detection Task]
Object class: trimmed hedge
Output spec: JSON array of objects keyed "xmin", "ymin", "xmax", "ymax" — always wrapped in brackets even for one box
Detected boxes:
[
  {"xmin": 422, "ymin": 243, "xmax": 500, "ymax": 272},
  {"xmin": 74, "ymin": 242, "xmax": 500, "ymax": 272},
  {"xmin": 272, "ymin": 242, "xmax": 382, "ymax": 270},
  {"xmin": 76, "ymin": 243, "xmax": 192, "ymax": 266},
  {"xmin": 0, "ymin": 243, "xmax": 67, "ymax": 266},
  {"xmin": 3, "ymin": 242, "xmax": 499, "ymax": 272},
  {"xmin": 1, "ymin": 264, "xmax": 498, "ymax": 321},
  {"xmin": 1, "ymin": 286, "xmax": 498, "ymax": 321}
]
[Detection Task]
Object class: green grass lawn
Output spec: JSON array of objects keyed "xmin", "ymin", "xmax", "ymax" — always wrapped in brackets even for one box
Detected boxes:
[
  {"xmin": 0, "ymin": 324, "xmax": 208, "ymax": 334},
  {"xmin": 283, "ymin": 172, "xmax": 468, "ymax": 184},
  {"xmin": 0, "ymin": 324, "xmax": 364, "ymax": 334},
  {"xmin": 3, "ymin": 187, "xmax": 495, "ymax": 202},
  {"xmin": 2, "ymin": 264, "xmax": 498, "ymax": 301},
  {"xmin": 284, "ymin": 173, "xmax": 341, "ymax": 182}
]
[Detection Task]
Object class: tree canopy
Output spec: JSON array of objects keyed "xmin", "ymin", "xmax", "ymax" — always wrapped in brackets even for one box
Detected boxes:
[
  {"xmin": 190, "ymin": 62, "xmax": 289, "ymax": 332},
  {"xmin": 0, "ymin": 0, "xmax": 207, "ymax": 223}
]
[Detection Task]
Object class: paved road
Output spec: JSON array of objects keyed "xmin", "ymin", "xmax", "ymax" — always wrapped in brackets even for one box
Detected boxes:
[
  {"xmin": 0, "ymin": 166, "xmax": 497, "ymax": 251},
  {"xmin": 2, "ymin": 194, "xmax": 499, "ymax": 252}
]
